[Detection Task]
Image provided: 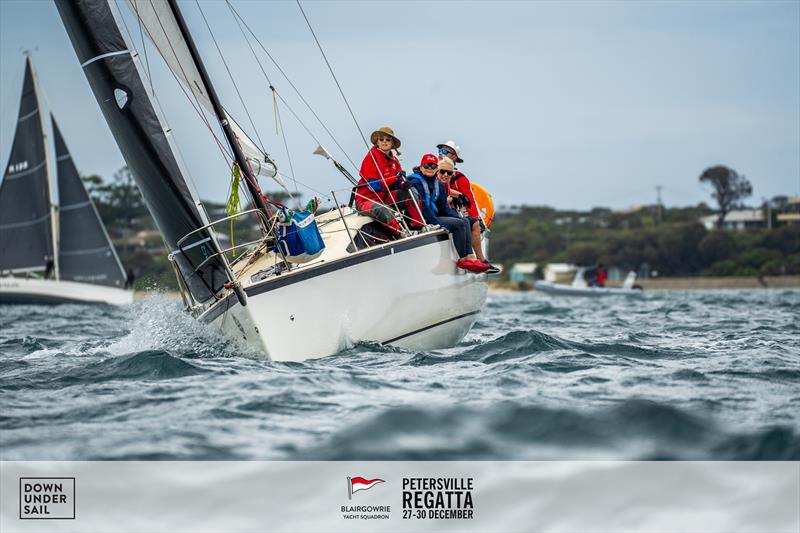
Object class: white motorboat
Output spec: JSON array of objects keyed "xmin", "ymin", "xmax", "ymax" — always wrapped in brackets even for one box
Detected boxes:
[
  {"xmin": 535, "ymin": 268, "xmax": 643, "ymax": 297},
  {"xmin": 0, "ymin": 56, "xmax": 133, "ymax": 306},
  {"xmin": 55, "ymin": 0, "xmax": 487, "ymax": 360}
]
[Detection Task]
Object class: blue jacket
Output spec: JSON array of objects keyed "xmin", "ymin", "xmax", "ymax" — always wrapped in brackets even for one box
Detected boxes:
[{"xmin": 407, "ymin": 168, "xmax": 459, "ymax": 226}]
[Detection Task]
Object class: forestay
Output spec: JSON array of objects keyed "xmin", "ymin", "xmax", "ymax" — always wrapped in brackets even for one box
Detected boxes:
[
  {"xmin": 52, "ymin": 116, "xmax": 127, "ymax": 287},
  {"xmin": 0, "ymin": 57, "xmax": 54, "ymax": 275}
]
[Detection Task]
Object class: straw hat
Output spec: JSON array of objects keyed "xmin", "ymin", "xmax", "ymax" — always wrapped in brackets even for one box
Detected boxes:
[
  {"xmin": 370, "ymin": 126, "xmax": 401, "ymax": 149},
  {"xmin": 436, "ymin": 140, "xmax": 463, "ymax": 163}
]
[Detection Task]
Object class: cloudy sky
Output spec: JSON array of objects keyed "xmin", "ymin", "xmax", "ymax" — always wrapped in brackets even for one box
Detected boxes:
[{"xmin": 1, "ymin": 0, "xmax": 798, "ymax": 210}]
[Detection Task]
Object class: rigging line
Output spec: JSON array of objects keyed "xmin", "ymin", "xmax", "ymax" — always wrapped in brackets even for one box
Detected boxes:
[
  {"xmin": 293, "ymin": 0, "xmax": 408, "ymax": 232},
  {"xmin": 194, "ymin": 0, "xmax": 268, "ymax": 157},
  {"xmin": 224, "ymin": 0, "xmax": 314, "ymax": 155},
  {"xmin": 113, "ymin": 0, "xmax": 136, "ymax": 50},
  {"xmin": 131, "ymin": 0, "xmax": 154, "ymax": 90},
  {"xmin": 143, "ymin": 3, "xmax": 240, "ymax": 172},
  {"xmin": 283, "ymin": 18, "xmax": 397, "ymax": 226},
  {"xmin": 274, "ymin": 101, "xmax": 301, "ymax": 206},
  {"xmin": 226, "ymin": 0, "xmax": 359, "ymax": 173},
  {"xmin": 295, "ymin": 0, "xmax": 369, "ymax": 150},
  {"xmin": 220, "ymin": 1, "xmax": 300, "ymax": 206}
]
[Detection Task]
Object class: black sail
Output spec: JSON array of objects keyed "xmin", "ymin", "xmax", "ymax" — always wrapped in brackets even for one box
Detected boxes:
[
  {"xmin": 0, "ymin": 57, "xmax": 54, "ymax": 274},
  {"xmin": 53, "ymin": 116, "xmax": 126, "ymax": 287},
  {"xmin": 54, "ymin": 0, "xmax": 228, "ymax": 302}
]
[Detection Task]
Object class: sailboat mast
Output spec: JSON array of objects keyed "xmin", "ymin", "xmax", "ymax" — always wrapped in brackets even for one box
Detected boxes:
[
  {"xmin": 166, "ymin": 0, "xmax": 271, "ymax": 220},
  {"xmin": 26, "ymin": 53, "xmax": 60, "ymax": 281}
]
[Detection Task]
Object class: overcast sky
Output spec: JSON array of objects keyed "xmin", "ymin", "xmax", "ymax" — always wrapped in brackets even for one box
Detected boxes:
[{"xmin": 1, "ymin": 0, "xmax": 798, "ymax": 210}]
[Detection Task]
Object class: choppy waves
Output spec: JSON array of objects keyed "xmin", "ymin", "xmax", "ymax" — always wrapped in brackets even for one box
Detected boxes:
[{"xmin": 1, "ymin": 290, "xmax": 799, "ymax": 460}]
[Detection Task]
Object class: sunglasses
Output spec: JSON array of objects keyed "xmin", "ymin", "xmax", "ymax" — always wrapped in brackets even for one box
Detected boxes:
[
  {"xmin": 438, "ymin": 169, "xmax": 454, "ymax": 176},
  {"xmin": 439, "ymin": 148, "xmax": 455, "ymax": 156},
  {"xmin": 422, "ymin": 163, "xmax": 438, "ymax": 169},
  {"xmin": 377, "ymin": 137, "xmax": 394, "ymax": 143}
]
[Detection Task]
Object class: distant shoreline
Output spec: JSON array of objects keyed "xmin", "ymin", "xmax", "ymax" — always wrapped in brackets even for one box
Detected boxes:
[{"xmin": 490, "ymin": 275, "xmax": 800, "ymax": 292}]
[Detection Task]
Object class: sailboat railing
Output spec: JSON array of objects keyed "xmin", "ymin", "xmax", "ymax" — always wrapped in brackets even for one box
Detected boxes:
[{"xmin": 174, "ymin": 208, "xmax": 286, "ymax": 275}]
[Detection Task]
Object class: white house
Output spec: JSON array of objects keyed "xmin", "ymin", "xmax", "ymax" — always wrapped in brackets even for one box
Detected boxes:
[
  {"xmin": 699, "ymin": 209, "xmax": 766, "ymax": 231},
  {"xmin": 509, "ymin": 263, "xmax": 537, "ymax": 283},
  {"xmin": 544, "ymin": 263, "xmax": 576, "ymax": 283}
]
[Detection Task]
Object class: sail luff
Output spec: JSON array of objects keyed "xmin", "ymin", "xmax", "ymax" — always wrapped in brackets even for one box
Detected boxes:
[
  {"xmin": 0, "ymin": 57, "xmax": 54, "ymax": 275},
  {"xmin": 54, "ymin": 0, "xmax": 233, "ymax": 303},
  {"xmin": 27, "ymin": 56, "xmax": 59, "ymax": 280},
  {"xmin": 27, "ymin": 56, "xmax": 60, "ymax": 280}
]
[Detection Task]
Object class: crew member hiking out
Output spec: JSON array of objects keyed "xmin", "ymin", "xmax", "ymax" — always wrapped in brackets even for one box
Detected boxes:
[
  {"xmin": 437, "ymin": 140, "xmax": 499, "ymax": 274},
  {"xmin": 410, "ymin": 156, "xmax": 488, "ymax": 273},
  {"xmin": 355, "ymin": 126, "xmax": 424, "ymax": 236}
]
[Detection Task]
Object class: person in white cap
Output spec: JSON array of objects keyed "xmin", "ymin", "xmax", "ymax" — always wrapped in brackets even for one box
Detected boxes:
[{"xmin": 436, "ymin": 140, "xmax": 499, "ymax": 273}]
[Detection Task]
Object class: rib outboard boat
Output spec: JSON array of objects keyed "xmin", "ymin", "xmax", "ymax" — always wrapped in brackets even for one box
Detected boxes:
[
  {"xmin": 535, "ymin": 268, "xmax": 643, "ymax": 297},
  {"xmin": 54, "ymin": 0, "xmax": 487, "ymax": 361},
  {"xmin": 0, "ymin": 56, "xmax": 133, "ymax": 306}
]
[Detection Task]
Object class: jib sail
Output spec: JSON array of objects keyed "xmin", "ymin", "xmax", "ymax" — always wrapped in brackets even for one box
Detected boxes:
[
  {"xmin": 52, "ymin": 115, "xmax": 127, "ymax": 287},
  {"xmin": 123, "ymin": 0, "xmax": 279, "ymax": 184},
  {"xmin": 0, "ymin": 57, "xmax": 55, "ymax": 275},
  {"xmin": 54, "ymin": 0, "xmax": 229, "ymax": 302}
]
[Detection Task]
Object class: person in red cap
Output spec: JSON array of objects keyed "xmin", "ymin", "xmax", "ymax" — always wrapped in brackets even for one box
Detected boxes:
[
  {"xmin": 437, "ymin": 140, "xmax": 498, "ymax": 273},
  {"xmin": 354, "ymin": 126, "xmax": 424, "ymax": 236},
  {"xmin": 406, "ymin": 156, "xmax": 488, "ymax": 273}
]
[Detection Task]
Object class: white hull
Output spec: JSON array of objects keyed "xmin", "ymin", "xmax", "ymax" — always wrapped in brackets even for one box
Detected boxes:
[
  {"xmin": 0, "ymin": 277, "xmax": 134, "ymax": 306},
  {"xmin": 535, "ymin": 280, "xmax": 642, "ymax": 297},
  {"xmin": 200, "ymin": 224, "xmax": 487, "ymax": 361}
]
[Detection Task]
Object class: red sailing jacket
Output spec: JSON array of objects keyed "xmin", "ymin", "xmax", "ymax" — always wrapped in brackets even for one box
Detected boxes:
[
  {"xmin": 356, "ymin": 147, "xmax": 402, "ymax": 206},
  {"xmin": 450, "ymin": 171, "xmax": 480, "ymax": 218}
]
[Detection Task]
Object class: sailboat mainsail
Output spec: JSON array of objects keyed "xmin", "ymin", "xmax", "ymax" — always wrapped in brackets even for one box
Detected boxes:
[
  {"xmin": 54, "ymin": 0, "xmax": 231, "ymax": 303},
  {"xmin": 0, "ymin": 57, "xmax": 55, "ymax": 275},
  {"xmin": 52, "ymin": 116, "xmax": 127, "ymax": 287}
]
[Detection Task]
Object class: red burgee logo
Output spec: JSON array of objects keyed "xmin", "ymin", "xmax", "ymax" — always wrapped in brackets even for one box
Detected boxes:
[{"xmin": 347, "ymin": 476, "xmax": 385, "ymax": 499}]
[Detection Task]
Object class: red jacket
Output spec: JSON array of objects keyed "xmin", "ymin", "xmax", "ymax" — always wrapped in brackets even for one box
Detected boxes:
[
  {"xmin": 356, "ymin": 147, "xmax": 402, "ymax": 206},
  {"xmin": 450, "ymin": 171, "xmax": 479, "ymax": 218}
]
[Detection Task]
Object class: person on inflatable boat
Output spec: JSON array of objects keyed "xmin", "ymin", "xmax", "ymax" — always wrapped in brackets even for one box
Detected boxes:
[
  {"xmin": 437, "ymin": 140, "xmax": 499, "ymax": 273},
  {"xmin": 355, "ymin": 126, "xmax": 424, "ymax": 236}
]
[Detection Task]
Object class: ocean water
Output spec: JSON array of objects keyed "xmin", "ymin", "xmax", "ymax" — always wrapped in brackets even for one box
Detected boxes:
[{"xmin": 1, "ymin": 289, "xmax": 798, "ymax": 461}]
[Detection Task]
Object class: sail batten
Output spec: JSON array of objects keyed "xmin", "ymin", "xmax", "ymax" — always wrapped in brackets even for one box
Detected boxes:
[
  {"xmin": 0, "ymin": 57, "xmax": 54, "ymax": 275},
  {"xmin": 55, "ymin": 0, "xmax": 230, "ymax": 302}
]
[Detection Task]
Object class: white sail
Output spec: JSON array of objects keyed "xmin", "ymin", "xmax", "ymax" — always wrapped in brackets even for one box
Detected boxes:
[{"xmin": 125, "ymin": 0, "xmax": 277, "ymax": 180}]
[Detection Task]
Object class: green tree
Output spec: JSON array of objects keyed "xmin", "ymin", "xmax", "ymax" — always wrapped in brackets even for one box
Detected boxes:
[{"xmin": 698, "ymin": 165, "xmax": 753, "ymax": 228}]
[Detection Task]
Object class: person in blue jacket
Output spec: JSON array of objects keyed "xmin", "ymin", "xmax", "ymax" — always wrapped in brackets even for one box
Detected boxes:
[{"xmin": 407, "ymin": 154, "xmax": 488, "ymax": 273}]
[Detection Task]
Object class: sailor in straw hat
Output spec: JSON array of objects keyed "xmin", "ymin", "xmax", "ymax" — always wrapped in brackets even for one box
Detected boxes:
[{"xmin": 355, "ymin": 126, "xmax": 424, "ymax": 236}]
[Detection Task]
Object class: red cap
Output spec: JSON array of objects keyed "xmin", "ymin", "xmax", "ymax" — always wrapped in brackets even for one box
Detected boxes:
[{"xmin": 420, "ymin": 153, "xmax": 438, "ymax": 166}]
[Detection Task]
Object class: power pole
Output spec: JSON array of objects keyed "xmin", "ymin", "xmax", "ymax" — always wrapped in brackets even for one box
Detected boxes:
[
  {"xmin": 763, "ymin": 197, "xmax": 772, "ymax": 230},
  {"xmin": 656, "ymin": 185, "xmax": 663, "ymax": 224}
]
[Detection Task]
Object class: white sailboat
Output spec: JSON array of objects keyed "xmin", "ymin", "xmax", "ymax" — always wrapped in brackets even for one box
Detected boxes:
[
  {"xmin": 0, "ymin": 56, "xmax": 133, "ymax": 306},
  {"xmin": 54, "ymin": 0, "xmax": 487, "ymax": 361}
]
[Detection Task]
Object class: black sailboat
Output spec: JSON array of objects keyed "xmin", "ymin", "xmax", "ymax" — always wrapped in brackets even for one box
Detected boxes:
[{"xmin": 0, "ymin": 56, "xmax": 133, "ymax": 305}]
